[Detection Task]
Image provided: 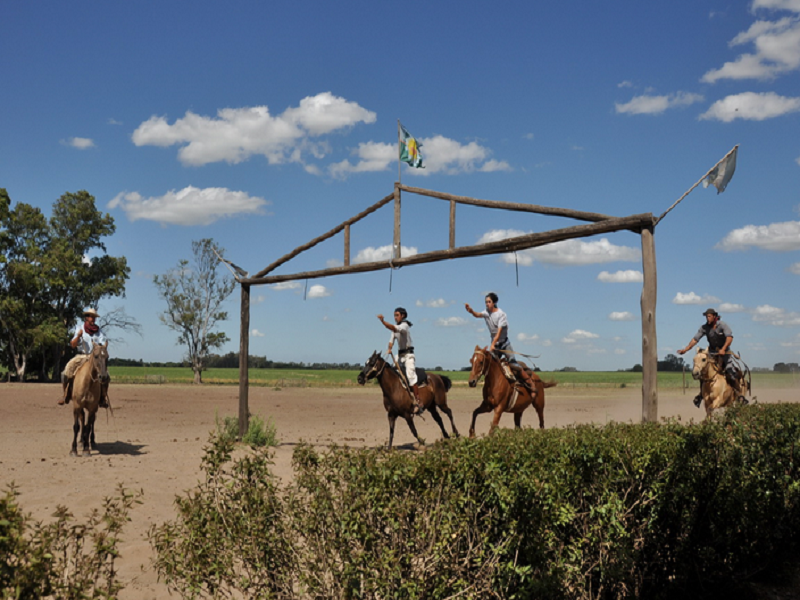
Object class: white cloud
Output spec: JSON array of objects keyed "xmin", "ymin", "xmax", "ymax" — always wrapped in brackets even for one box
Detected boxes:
[
  {"xmin": 673, "ymin": 292, "xmax": 721, "ymax": 305},
  {"xmin": 436, "ymin": 316, "xmax": 468, "ymax": 327},
  {"xmin": 699, "ymin": 91, "xmax": 800, "ymax": 121},
  {"xmin": 63, "ymin": 137, "xmax": 95, "ymax": 149},
  {"xmin": 251, "ymin": 329, "xmax": 265, "ymax": 337},
  {"xmin": 752, "ymin": 303, "xmax": 800, "ymax": 326},
  {"xmin": 330, "ymin": 135, "xmax": 510, "ymax": 178},
  {"xmin": 109, "ymin": 186, "xmax": 268, "ymax": 226},
  {"xmin": 790, "ymin": 262, "xmax": 800, "ymax": 274},
  {"xmin": 353, "ymin": 244, "xmax": 418, "ymax": 263},
  {"xmin": 609, "ymin": 311, "xmax": 635, "ymax": 321},
  {"xmin": 477, "ymin": 229, "xmax": 641, "ymax": 266},
  {"xmin": 719, "ymin": 302, "xmax": 747, "ymax": 313},
  {"xmin": 270, "ymin": 281, "xmax": 302, "ymax": 291},
  {"xmin": 716, "ymin": 220, "xmax": 800, "ymax": 250},
  {"xmin": 701, "ymin": 9, "xmax": 800, "ymax": 83},
  {"xmin": 307, "ymin": 284, "xmax": 331, "ymax": 299},
  {"xmin": 615, "ymin": 91, "xmax": 704, "ymax": 115},
  {"xmin": 131, "ymin": 92, "xmax": 376, "ymax": 167},
  {"xmin": 563, "ymin": 329, "xmax": 600, "ymax": 343},
  {"xmin": 516, "ymin": 332, "xmax": 540, "ymax": 342},
  {"xmin": 597, "ymin": 270, "xmax": 643, "ymax": 283},
  {"xmin": 416, "ymin": 298, "xmax": 450, "ymax": 308},
  {"xmin": 328, "ymin": 141, "xmax": 396, "ymax": 177}
]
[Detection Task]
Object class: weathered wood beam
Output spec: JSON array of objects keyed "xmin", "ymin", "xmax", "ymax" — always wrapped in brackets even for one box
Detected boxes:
[
  {"xmin": 252, "ymin": 192, "xmax": 394, "ymax": 279},
  {"xmin": 640, "ymin": 226, "xmax": 658, "ymax": 423},
  {"xmin": 238, "ymin": 283, "xmax": 250, "ymax": 438},
  {"xmin": 399, "ymin": 184, "xmax": 616, "ymax": 223},
  {"xmin": 241, "ymin": 213, "xmax": 655, "ymax": 286}
]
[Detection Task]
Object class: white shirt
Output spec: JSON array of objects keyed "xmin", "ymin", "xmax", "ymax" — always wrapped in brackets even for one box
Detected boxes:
[{"xmin": 73, "ymin": 323, "xmax": 107, "ymax": 354}]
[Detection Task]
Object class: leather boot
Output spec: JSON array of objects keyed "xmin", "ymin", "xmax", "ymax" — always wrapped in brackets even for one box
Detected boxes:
[{"xmin": 413, "ymin": 384, "xmax": 424, "ymax": 415}]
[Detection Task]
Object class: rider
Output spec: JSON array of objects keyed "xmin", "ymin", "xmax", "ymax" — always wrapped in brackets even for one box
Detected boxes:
[
  {"xmin": 465, "ymin": 292, "xmax": 536, "ymax": 392},
  {"xmin": 377, "ymin": 307, "xmax": 423, "ymax": 415},
  {"xmin": 677, "ymin": 307, "xmax": 743, "ymax": 407},
  {"xmin": 59, "ymin": 308, "xmax": 110, "ymax": 408}
]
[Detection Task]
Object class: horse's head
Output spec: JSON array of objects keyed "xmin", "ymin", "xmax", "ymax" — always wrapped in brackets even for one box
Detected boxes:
[
  {"xmin": 91, "ymin": 341, "xmax": 109, "ymax": 379},
  {"xmin": 357, "ymin": 351, "xmax": 383, "ymax": 385},
  {"xmin": 691, "ymin": 348, "xmax": 710, "ymax": 381},
  {"xmin": 468, "ymin": 345, "xmax": 489, "ymax": 388}
]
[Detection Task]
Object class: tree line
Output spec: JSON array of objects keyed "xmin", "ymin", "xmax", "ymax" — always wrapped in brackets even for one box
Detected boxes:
[{"xmin": 109, "ymin": 352, "xmax": 363, "ymax": 371}]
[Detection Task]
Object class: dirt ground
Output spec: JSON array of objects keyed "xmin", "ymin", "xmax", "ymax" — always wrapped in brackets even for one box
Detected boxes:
[{"xmin": 1, "ymin": 381, "xmax": 798, "ymax": 599}]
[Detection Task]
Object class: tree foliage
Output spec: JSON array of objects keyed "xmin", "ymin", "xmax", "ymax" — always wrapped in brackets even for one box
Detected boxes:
[
  {"xmin": 0, "ymin": 189, "xmax": 129, "ymax": 380},
  {"xmin": 154, "ymin": 238, "xmax": 235, "ymax": 384}
]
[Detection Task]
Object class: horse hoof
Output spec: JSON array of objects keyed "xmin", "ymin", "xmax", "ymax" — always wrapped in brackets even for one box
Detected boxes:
[
  {"xmin": 83, "ymin": 451, "xmax": 91, "ymax": 457},
  {"xmin": 70, "ymin": 450, "xmax": 77, "ymax": 457}
]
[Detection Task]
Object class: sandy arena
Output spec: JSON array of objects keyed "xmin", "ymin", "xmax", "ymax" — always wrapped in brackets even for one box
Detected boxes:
[{"xmin": 1, "ymin": 381, "xmax": 797, "ymax": 599}]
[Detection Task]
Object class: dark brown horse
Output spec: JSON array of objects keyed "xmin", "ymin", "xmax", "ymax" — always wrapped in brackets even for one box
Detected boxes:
[
  {"xmin": 70, "ymin": 342, "xmax": 108, "ymax": 457},
  {"xmin": 357, "ymin": 351, "xmax": 459, "ymax": 449},
  {"xmin": 467, "ymin": 345, "xmax": 556, "ymax": 437}
]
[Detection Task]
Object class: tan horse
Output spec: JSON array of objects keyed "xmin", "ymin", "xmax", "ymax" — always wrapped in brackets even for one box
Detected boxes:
[
  {"xmin": 691, "ymin": 348, "xmax": 749, "ymax": 418},
  {"xmin": 357, "ymin": 351, "xmax": 460, "ymax": 449},
  {"xmin": 70, "ymin": 342, "xmax": 109, "ymax": 457},
  {"xmin": 467, "ymin": 345, "xmax": 557, "ymax": 437}
]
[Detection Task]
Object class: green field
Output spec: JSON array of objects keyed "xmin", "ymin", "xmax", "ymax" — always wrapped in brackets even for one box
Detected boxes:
[{"xmin": 107, "ymin": 366, "xmax": 798, "ymax": 390}]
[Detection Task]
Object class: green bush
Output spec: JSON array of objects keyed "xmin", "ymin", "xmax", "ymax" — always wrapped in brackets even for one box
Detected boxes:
[
  {"xmin": 0, "ymin": 484, "xmax": 139, "ymax": 600},
  {"xmin": 215, "ymin": 413, "xmax": 278, "ymax": 448},
  {"xmin": 149, "ymin": 403, "xmax": 800, "ymax": 599}
]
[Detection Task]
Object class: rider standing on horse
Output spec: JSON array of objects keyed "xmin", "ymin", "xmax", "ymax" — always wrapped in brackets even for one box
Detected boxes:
[
  {"xmin": 377, "ymin": 307, "xmax": 423, "ymax": 415},
  {"xmin": 59, "ymin": 308, "xmax": 110, "ymax": 408},
  {"xmin": 465, "ymin": 293, "xmax": 536, "ymax": 392},
  {"xmin": 677, "ymin": 307, "xmax": 742, "ymax": 407}
]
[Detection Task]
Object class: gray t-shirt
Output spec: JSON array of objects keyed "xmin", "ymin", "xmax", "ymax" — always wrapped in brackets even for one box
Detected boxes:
[
  {"xmin": 480, "ymin": 308, "xmax": 509, "ymax": 344},
  {"xmin": 389, "ymin": 321, "xmax": 413, "ymax": 351},
  {"xmin": 692, "ymin": 320, "xmax": 733, "ymax": 352}
]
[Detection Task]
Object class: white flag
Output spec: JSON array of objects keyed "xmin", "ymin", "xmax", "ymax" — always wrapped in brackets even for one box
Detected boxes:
[{"xmin": 703, "ymin": 146, "xmax": 738, "ymax": 194}]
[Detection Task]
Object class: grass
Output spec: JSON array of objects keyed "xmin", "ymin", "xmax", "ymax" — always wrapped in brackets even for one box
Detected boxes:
[{"xmin": 107, "ymin": 366, "xmax": 799, "ymax": 389}]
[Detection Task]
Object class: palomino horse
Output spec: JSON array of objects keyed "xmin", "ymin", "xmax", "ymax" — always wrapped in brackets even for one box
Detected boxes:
[
  {"xmin": 691, "ymin": 348, "xmax": 749, "ymax": 418},
  {"xmin": 70, "ymin": 342, "xmax": 109, "ymax": 457},
  {"xmin": 467, "ymin": 345, "xmax": 557, "ymax": 437},
  {"xmin": 357, "ymin": 351, "xmax": 460, "ymax": 449}
]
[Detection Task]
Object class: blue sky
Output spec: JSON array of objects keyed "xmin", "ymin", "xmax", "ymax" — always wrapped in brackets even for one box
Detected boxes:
[{"xmin": 2, "ymin": 0, "xmax": 799, "ymax": 371}]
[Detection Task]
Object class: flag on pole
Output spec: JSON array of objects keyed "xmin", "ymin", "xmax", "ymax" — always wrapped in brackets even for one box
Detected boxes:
[
  {"xmin": 703, "ymin": 146, "xmax": 738, "ymax": 194},
  {"xmin": 398, "ymin": 122, "xmax": 424, "ymax": 169}
]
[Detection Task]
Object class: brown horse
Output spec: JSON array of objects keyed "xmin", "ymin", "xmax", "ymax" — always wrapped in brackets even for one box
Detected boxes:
[
  {"xmin": 357, "ymin": 351, "xmax": 460, "ymax": 449},
  {"xmin": 467, "ymin": 345, "xmax": 556, "ymax": 437},
  {"xmin": 691, "ymin": 348, "xmax": 749, "ymax": 418},
  {"xmin": 70, "ymin": 342, "xmax": 108, "ymax": 457}
]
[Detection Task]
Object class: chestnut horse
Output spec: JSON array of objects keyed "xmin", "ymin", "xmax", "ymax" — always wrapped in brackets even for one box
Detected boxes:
[
  {"xmin": 357, "ymin": 351, "xmax": 459, "ymax": 449},
  {"xmin": 691, "ymin": 348, "xmax": 750, "ymax": 418},
  {"xmin": 467, "ymin": 345, "xmax": 557, "ymax": 437},
  {"xmin": 70, "ymin": 342, "xmax": 108, "ymax": 457}
]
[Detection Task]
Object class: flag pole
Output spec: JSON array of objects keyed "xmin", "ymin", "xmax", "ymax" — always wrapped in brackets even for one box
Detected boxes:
[
  {"xmin": 655, "ymin": 144, "xmax": 738, "ymax": 225},
  {"xmin": 397, "ymin": 119, "xmax": 402, "ymax": 185}
]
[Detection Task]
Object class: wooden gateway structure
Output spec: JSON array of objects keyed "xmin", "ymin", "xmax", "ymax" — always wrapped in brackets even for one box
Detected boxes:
[{"xmin": 232, "ymin": 182, "xmax": 659, "ymax": 437}]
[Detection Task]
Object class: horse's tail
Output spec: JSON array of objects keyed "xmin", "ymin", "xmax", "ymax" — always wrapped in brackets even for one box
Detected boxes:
[
  {"xmin": 542, "ymin": 380, "xmax": 558, "ymax": 389},
  {"xmin": 439, "ymin": 375, "xmax": 453, "ymax": 392}
]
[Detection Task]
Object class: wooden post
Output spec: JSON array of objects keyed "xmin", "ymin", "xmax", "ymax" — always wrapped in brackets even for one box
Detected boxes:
[
  {"xmin": 393, "ymin": 182, "xmax": 401, "ymax": 259},
  {"xmin": 238, "ymin": 283, "xmax": 250, "ymax": 439},
  {"xmin": 640, "ymin": 226, "xmax": 658, "ymax": 422},
  {"xmin": 449, "ymin": 199, "xmax": 456, "ymax": 249},
  {"xmin": 344, "ymin": 223, "xmax": 350, "ymax": 267}
]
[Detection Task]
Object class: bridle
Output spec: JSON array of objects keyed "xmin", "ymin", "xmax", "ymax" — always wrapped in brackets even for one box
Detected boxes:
[
  {"xmin": 363, "ymin": 354, "xmax": 388, "ymax": 381},
  {"xmin": 470, "ymin": 348, "xmax": 491, "ymax": 384},
  {"xmin": 695, "ymin": 351, "xmax": 723, "ymax": 384}
]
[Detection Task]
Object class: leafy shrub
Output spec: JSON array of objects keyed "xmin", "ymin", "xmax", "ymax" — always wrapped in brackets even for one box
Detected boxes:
[
  {"xmin": 215, "ymin": 413, "xmax": 278, "ymax": 448},
  {"xmin": 0, "ymin": 484, "xmax": 139, "ymax": 599}
]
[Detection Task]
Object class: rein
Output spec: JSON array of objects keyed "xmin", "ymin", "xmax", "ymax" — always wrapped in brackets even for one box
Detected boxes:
[{"xmin": 470, "ymin": 349, "xmax": 491, "ymax": 384}]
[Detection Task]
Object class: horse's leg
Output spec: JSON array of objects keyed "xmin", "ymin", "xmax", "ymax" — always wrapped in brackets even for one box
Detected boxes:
[
  {"xmin": 83, "ymin": 411, "xmax": 96, "ymax": 457},
  {"xmin": 427, "ymin": 404, "xmax": 449, "ymax": 440},
  {"xmin": 387, "ymin": 411, "xmax": 398, "ymax": 450},
  {"xmin": 71, "ymin": 409, "xmax": 80, "ymax": 456},
  {"xmin": 535, "ymin": 385, "xmax": 545, "ymax": 429},
  {"xmin": 488, "ymin": 403, "xmax": 505, "ymax": 435},
  {"xmin": 403, "ymin": 415, "xmax": 424, "ymax": 447},
  {"xmin": 469, "ymin": 400, "xmax": 493, "ymax": 438},
  {"xmin": 513, "ymin": 412, "xmax": 523, "ymax": 429},
  {"xmin": 437, "ymin": 400, "xmax": 460, "ymax": 438}
]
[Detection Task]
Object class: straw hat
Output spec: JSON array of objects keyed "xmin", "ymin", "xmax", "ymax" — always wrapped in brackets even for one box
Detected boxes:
[{"xmin": 82, "ymin": 308, "xmax": 100, "ymax": 318}]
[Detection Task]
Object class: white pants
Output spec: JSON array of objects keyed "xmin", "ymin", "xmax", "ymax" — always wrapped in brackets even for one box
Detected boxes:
[{"xmin": 399, "ymin": 352, "xmax": 417, "ymax": 386}]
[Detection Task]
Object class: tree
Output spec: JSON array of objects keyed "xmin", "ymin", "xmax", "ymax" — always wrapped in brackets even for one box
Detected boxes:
[
  {"xmin": 657, "ymin": 353, "xmax": 686, "ymax": 372},
  {"xmin": 0, "ymin": 189, "xmax": 129, "ymax": 380},
  {"xmin": 154, "ymin": 239, "xmax": 235, "ymax": 384}
]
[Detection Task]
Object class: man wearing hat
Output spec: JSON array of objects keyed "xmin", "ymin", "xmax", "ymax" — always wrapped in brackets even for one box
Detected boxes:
[
  {"xmin": 58, "ymin": 308, "xmax": 110, "ymax": 407},
  {"xmin": 377, "ymin": 307, "xmax": 423, "ymax": 415},
  {"xmin": 677, "ymin": 308, "xmax": 742, "ymax": 407}
]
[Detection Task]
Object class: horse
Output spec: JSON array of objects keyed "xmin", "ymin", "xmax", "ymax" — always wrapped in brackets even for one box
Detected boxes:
[
  {"xmin": 70, "ymin": 342, "xmax": 109, "ymax": 457},
  {"xmin": 691, "ymin": 347, "xmax": 750, "ymax": 418},
  {"xmin": 467, "ymin": 345, "xmax": 557, "ymax": 437},
  {"xmin": 357, "ymin": 351, "xmax": 460, "ymax": 449}
]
